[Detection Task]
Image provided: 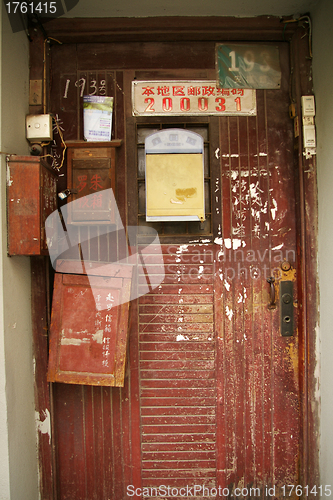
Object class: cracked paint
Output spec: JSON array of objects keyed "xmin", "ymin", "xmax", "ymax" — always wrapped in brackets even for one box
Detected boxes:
[
  {"xmin": 35, "ymin": 409, "xmax": 51, "ymax": 445},
  {"xmin": 226, "ymin": 306, "xmax": 233, "ymax": 321}
]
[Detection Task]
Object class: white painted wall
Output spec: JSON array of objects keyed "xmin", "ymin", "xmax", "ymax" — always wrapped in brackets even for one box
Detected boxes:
[
  {"xmin": 0, "ymin": 4, "xmax": 39, "ymax": 500},
  {"xmin": 312, "ymin": 0, "xmax": 333, "ymax": 489},
  {"xmin": 65, "ymin": 0, "xmax": 320, "ymax": 18}
]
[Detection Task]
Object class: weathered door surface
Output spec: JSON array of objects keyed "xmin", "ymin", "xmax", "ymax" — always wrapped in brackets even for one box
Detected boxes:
[{"xmin": 47, "ymin": 37, "xmax": 301, "ymax": 499}]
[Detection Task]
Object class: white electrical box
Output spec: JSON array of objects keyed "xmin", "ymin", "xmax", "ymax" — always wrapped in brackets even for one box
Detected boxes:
[
  {"xmin": 301, "ymin": 96, "xmax": 317, "ymax": 157},
  {"xmin": 303, "ymin": 125, "xmax": 316, "ymax": 148},
  {"xmin": 301, "ymin": 96, "xmax": 315, "ymax": 117},
  {"xmin": 26, "ymin": 114, "xmax": 53, "ymax": 142}
]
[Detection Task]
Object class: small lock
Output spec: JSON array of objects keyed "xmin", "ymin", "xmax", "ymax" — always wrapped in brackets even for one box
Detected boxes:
[{"xmin": 281, "ymin": 261, "xmax": 292, "ymax": 272}]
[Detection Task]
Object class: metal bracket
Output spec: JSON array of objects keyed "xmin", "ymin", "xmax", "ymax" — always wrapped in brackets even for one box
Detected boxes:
[{"xmin": 280, "ymin": 280, "xmax": 294, "ymax": 337}]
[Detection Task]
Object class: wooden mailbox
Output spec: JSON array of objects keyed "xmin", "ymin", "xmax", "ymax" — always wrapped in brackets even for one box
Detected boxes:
[
  {"xmin": 7, "ymin": 155, "xmax": 57, "ymax": 256},
  {"xmin": 47, "ymin": 259, "xmax": 133, "ymax": 387},
  {"xmin": 66, "ymin": 140, "xmax": 122, "ymax": 224}
]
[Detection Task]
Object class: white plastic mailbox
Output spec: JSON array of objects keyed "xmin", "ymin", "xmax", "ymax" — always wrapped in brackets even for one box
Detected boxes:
[{"xmin": 145, "ymin": 128, "xmax": 205, "ymax": 222}]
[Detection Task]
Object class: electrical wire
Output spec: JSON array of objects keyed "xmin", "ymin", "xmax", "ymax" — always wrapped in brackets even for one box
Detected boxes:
[
  {"xmin": 282, "ymin": 15, "xmax": 312, "ymax": 58},
  {"xmin": 53, "ymin": 118, "xmax": 67, "ymax": 171},
  {"xmin": 40, "ymin": 154, "xmax": 56, "ymax": 161}
]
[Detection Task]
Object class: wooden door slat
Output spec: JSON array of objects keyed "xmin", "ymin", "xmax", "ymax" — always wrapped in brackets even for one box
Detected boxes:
[{"xmin": 138, "ymin": 244, "xmax": 217, "ymax": 491}]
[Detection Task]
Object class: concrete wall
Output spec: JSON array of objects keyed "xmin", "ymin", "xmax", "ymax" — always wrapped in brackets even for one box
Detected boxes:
[
  {"xmin": 311, "ymin": 0, "xmax": 333, "ymax": 489},
  {"xmin": 0, "ymin": 4, "xmax": 39, "ymax": 500},
  {"xmin": 65, "ymin": 0, "xmax": 320, "ymax": 18}
]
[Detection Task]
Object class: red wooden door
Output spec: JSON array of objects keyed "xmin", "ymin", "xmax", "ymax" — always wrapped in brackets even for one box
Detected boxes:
[
  {"xmin": 215, "ymin": 88, "xmax": 299, "ymax": 494},
  {"xmin": 133, "ymin": 82, "xmax": 299, "ymax": 495},
  {"xmin": 47, "ymin": 37, "xmax": 300, "ymax": 499}
]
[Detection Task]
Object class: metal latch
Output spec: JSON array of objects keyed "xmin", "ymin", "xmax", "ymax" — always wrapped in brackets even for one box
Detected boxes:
[{"xmin": 280, "ymin": 281, "xmax": 294, "ymax": 337}]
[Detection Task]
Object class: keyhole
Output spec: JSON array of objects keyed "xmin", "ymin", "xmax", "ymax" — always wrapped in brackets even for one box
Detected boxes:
[{"xmin": 284, "ymin": 316, "xmax": 291, "ymax": 323}]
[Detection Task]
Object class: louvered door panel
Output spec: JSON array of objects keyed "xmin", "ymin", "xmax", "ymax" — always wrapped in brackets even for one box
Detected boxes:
[{"xmin": 138, "ymin": 244, "xmax": 216, "ymax": 494}]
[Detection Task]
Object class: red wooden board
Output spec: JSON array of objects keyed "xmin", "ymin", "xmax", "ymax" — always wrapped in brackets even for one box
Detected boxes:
[{"xmin": 48, "ymin": 261, "xmax": 133, "ymax": 386}]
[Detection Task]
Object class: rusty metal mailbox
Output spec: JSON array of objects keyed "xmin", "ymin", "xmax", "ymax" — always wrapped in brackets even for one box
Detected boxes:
[
  {"xmin": 47, "ymin": 259, "xmax": 133, "ymax": 387},
  {"xmin": 7, "ymin": 155, "xmax": 57, "ymax": 256}
]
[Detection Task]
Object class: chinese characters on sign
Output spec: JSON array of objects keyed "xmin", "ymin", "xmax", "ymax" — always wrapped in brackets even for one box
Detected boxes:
[
  {"xmin": 73, "ymin": 170, "xmax": 109, "ymax": 211},
  {"xmin": 77, "ymin": 173, "xmax": 103, "ymax": 193},
  {"xmin": 67, "ymin": 150, "xmax": 114, "ymax": 224},
  {"xmin": 74, "ymin": 173, "xmax": 104, "ymax": 209},
  {"xmin": 94, "ymin": 290, "xmax": 116, "ymax": 368},
  {"xmin": 132, "ymin": 80, "xmax": 256, "ymax": 116}
]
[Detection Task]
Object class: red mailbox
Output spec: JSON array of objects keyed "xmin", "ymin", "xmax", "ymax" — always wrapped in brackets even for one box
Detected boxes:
[
  {"xmin": 66, "ymin": 140, "xmax": 121, "ymax": 224},
  {"xmin": 7, "ymin": 155, "xmax": 57, "ymax": 256},
  {"xmin": 47, "ymin": 260, "xmax": 133, "ymax": 387}
]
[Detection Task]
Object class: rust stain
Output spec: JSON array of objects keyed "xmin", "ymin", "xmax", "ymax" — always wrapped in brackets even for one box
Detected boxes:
[
  {"xmin": 281, "ymin": 267, "xmax": 297, "ymax": 282},
  {"xmin": 285, "ymin": 341, "xmax": 299, "ymax": 380},
  {"xmin": 175, "ymin": 187, "xmax": 197, "ymax": 201}
]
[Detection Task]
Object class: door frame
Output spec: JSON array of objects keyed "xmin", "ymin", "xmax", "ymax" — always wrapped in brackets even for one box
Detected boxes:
[{"xmin": 29, "ymin": 16, "xmax": 319, "ymax": 498}]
